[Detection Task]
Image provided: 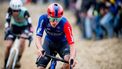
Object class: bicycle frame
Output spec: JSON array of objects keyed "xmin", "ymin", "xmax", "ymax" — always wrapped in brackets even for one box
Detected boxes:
[
  {"xmin": 6, "ymin": 37, "xmax": 21, "ymax": 69},
  {"xmin": 6, "ymin": 34, "xmax": 32, "ymax": 69},
  {"xmin": 50, "ymin": 59, "xmax": 57, "ymax": 69},
  {"xmin": 44, "ymin": 54, "xmax": 73, "ymax": 69}
]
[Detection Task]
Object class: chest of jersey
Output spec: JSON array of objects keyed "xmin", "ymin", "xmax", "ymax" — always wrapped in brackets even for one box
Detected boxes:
[
  {"xmin": 12, "ymin": 11, "xmax": 25, "ymax": 22},
  {"xmin": 45, "ymin": 22, "xmax": 64, "ymax": 36},
  {"xmin": 11, "ymin": 10, "xmax": 28, "ymax": 26}
]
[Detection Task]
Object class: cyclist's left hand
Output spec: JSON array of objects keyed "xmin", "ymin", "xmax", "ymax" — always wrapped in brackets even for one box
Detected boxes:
[
  {"xmin": 69, "ymin": 58, "xmax": 77, "ymax": 68},
  {"xmin": 29, "ymin": 27, "xmax": 34, "ymax": 33}
]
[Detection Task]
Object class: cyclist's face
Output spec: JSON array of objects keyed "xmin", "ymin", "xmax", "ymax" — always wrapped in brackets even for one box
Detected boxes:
[
  {"xmin": 12, "ymin": 10, "xmax": 20, "ymax": 16},
  {"xmin": 49, "ymin": 16, "xmax": 62, "ymax": 28}
]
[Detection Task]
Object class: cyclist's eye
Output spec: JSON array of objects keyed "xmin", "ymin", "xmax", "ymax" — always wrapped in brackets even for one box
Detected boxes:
[
  {"xmin": 13, "ymin": 10, "xmax": 19, "ymax": 12},
  {"xmin": 52, "ymin": 19, "xmax": 55, "ymax": 22},
  {"xmin": 53, "ymin": 19, "xmax": 58, "ymax": 22},
  {"xmin": 50, "ymin": 19, "xmax": 57, "ymax": 22},
  {"xmin": 49, "ymin": 18, "xmax": 54, "ymax": 22},
  {"xmin": 49, "ymin": 17, "xmax": 61, "ymax": 23}
]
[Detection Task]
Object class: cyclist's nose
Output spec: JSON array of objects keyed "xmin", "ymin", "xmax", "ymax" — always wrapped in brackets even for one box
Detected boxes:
[
  {"xmin": 54, "ymin": 21, "xmax": 58, "ymax": 23},
  {"xmin": 51, "ymin": 20, "xmax": 58, "ymax": 24},
  {"xmin": 13, "ymin": 12, "xmax": 19, "ymax": 16}
]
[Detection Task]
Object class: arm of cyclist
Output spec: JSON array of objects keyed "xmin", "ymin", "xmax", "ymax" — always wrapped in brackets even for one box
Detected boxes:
[
  {"xmin": 36, "ymin": 15, "xmax": 45, "ymax": 57},
  {"xmin": 5, "ymin": 7, "xmax": 12, "ymax": 33},
  {"xmin": 64, "ymin": 21, "xmax": 76, "ymax": 67},
  {"xmin": 36, "ymin": 36, "xmax": 44, "ymax": 57},
  {"xmin": 69, "ymin": 44, "xmax": 77, "ymax": 67},
  {"xmin": 18, "ymin": 10, "xmax": 34, "ymax": 40},
  {"xmin": 24, "ymin": 10, "xmax": 34, "ymax": 33},
  {"xmin": 4, "ymin": 8, "xmax": 12, "ymax": 40}
]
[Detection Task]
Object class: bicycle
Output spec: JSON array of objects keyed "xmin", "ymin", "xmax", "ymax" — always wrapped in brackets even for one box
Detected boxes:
[
  {"xmin": 36, "ymin": 51, "xmax": 74, "ymax": 69},
  {"xmin": 5, "ymin": 30, "xmax": 33, "ymax": 69}
]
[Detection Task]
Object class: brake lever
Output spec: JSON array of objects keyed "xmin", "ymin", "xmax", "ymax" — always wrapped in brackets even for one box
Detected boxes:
[
  {"xmin": 28, "ymin": 32, "xmax": 33, "ymax": 47},
  {"xmin": 70, "ymin": 59, "xmax": 74, "ymax": 69},
  {"xmin": 28, "ymin": 36, "xmax": 33, "ymax": 47}
]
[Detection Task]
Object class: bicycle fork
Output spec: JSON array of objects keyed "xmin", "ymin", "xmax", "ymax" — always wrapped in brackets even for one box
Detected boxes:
[
  {"xmin": 6, "ymin": 38, "xmax": 20, "ymax": 69},
  {"xmin": 50, "ymin": 60, "xmax": 57, "ymax": 69}
]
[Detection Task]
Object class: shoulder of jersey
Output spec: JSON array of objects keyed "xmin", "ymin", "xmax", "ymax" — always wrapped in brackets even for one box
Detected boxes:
[
  {"xmin": 61, "ymin": 16, "xmax": 67, "ymax": 23},
  {"xmin": 21, "ymin": 7, "xmax": 28, "ymax": 11},
  {"xmin": 39, "ymin": 14, "xmax": 48, "ymax": 19}
]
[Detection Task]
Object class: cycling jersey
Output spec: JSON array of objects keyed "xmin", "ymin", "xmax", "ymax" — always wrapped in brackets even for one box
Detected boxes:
[
  {"xmin": 5, "ymin": 7, "xmax": 32, "ymax": 27},
  {"xmin": 36, "ymin": 14, "xmax": 74, "ymax": 45},
  {"xmin": 5, "ymin": 7, "xmax": 32, "ymax": 40}
]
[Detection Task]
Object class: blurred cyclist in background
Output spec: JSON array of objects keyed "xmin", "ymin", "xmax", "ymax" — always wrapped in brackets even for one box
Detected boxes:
[
  {"xmin": 36, "ymin": 3, "xmax": 76, "ymax": 69},
  {"xmin": 3, "ymin": 0, "xmax": 33, "ymax": 68}
]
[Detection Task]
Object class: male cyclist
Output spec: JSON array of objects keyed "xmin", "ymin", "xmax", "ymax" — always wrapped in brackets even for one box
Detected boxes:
[
  {"xmin": 3, "ymin": 0, "xmax": 33, "ymax": 68},
  {"xmin": 36, "ymin": 3, "xmax": 76, "ymax": 69}
]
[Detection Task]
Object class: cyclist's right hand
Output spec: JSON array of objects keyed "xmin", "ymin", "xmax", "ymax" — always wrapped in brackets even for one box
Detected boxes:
[
  {"xmin": 37, "ymin": 48, "xmax": 44, "ymax": 58},
  {"xmin": 5, "ymin": 27, "xmax": 11, "ymax": 33}
]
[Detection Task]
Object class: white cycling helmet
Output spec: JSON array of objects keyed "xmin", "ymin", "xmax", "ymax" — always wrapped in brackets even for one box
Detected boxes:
[{"xmin": 9, "ymin": 0, "xmax": 23, "ymax": 10}]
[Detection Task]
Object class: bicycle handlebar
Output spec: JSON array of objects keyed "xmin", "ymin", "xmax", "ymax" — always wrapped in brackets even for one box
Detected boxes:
[
  {"xmin": 5, "ymin": 30, "xmax": 33, "ymax": 47},
  {"xmin": 36, "ymin": 50, "xmax": 74, "ymax": 69},
  {"xmin": 45, "ymin": 54, "xmax": 74, "ymax": 69},
  {"xmin": 45, "ymin": 54, "xmax": 69, "ymax": 64}
]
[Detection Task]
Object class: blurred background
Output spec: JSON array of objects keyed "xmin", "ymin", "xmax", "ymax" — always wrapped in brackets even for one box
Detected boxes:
[{"xmin": 0, "ymin": 0, "xmax": 122, "ymax": 69}]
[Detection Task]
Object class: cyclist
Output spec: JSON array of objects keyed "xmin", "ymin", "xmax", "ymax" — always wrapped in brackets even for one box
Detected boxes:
[
  {"xmin": 3, "ymin": 0, "xmax": 33, "ymax": 68},
  {"xmin": 36, "ymin": 3, "xmax": 76, "ymax": 69}
]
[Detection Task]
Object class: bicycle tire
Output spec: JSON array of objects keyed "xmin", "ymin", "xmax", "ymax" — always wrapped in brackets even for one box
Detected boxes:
[
  {"xmin": 6, "ymin": 49, "xmax": 16, "ymax": 69},
  {"xmin": 12, "ymin": 49, "xmax": 19, "ymax": 69}
]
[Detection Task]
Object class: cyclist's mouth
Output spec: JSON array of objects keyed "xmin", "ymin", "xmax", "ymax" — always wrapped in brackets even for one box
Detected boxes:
[{"xmin": 50, "ymin": 22, "xmax": 58, "ymax": 27}]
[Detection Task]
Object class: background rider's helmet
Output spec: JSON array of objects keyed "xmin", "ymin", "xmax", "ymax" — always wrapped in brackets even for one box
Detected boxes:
[
  {"xmin": 47, "ymin": 3, "xmax": 63, "ymax": 18},
  {"xmin": 9, "ymin": 0, "xmax": 23, "ymax": 10},
  {"xmin": 109, "ymin": 0, "xmax": 115, "ymax": 4}
]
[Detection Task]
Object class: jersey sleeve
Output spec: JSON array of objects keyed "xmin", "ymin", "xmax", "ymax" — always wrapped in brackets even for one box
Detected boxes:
[
  {"xmin": 64, "ymin": 21, "xmax": 74, "ymax": 45},
  {"xmin": 24, "ymin": 11, "xmax": 32, "ymax": 28},
  {"xmin": 5, "ymin": 7, "xmax": 12, "ymax": 28},
  {"xmin": 36, "ymin": 15, "xmax": 45, "ymax": 37}
]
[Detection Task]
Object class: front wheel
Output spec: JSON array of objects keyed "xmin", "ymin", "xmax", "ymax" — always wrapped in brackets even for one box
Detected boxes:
[
  {"xmin": 49, "ymin": 60, "xmax": 57, "ymax": 69},
  {"xmin": 6, "ymin": 49, "xmax": 18, "ymax": 69}
]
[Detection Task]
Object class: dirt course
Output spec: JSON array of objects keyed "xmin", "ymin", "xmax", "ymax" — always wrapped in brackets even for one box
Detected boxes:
[{"xmin": 0, "ymin": 2, "xmax": 122, "ymax": 69}]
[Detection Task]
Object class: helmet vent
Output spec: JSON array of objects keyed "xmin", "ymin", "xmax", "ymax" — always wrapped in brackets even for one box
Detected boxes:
[
  {"xmin": 49, "ymin": 12, "xmax": 51, "ymax": 14},
  {"xmin": 61, "ymin": 12, "xmax": 63, "ymax": 15},
  {"xmin": 54, "ymin": 4, "xmax": 58, "ymax": 6}
]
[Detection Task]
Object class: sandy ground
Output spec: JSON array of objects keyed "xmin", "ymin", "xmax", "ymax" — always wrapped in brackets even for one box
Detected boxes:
[{"xmin": 0, "ymin": 2, "xmax": 122, "ymax": 69}]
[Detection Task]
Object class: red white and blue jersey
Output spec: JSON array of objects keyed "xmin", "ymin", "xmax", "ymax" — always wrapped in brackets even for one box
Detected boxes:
[{"xmin": 36, "ymin": 14, "xmax": 74, "ymax": 45}]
